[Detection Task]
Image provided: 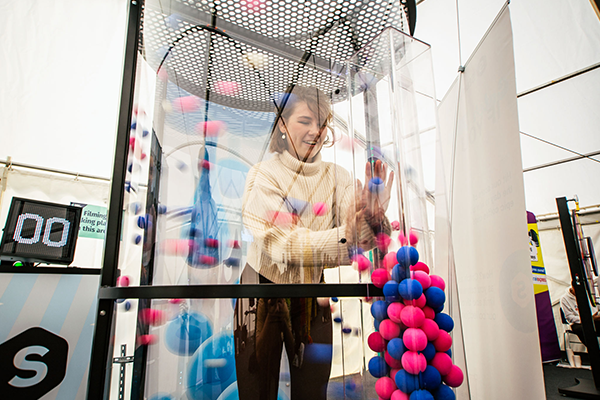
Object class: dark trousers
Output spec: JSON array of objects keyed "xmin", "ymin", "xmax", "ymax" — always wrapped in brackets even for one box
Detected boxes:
[
  {"xmin": 570, "ymin": 320, "xmax": 600, "ymax": 347},
  {"xmin": 234, "ymin": 276, "xmax": 332, "ymax": 400}
]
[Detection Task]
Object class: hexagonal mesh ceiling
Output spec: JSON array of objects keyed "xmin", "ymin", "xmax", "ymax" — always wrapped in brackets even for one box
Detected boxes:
[{"xmin": 143, "ymin": 0, "xmax": 413, "ymax": 111}]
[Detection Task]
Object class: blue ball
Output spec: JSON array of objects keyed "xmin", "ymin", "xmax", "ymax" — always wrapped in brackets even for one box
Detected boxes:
[
  {"xmin": 423, "ymin": 342, "xmax": 436, "ymax": 362},
  {"xmin": 165, "ymin": 312, "xmax": 213, "ymax": 356},
  {"xmin": 368, "ymin": 356, "xmax": 389, "ymax": 378},
  {"xmin": 434, "ymin": 313, "xmax": 454, "ymax": 332},
  {"xmin": 374, "ymin": 319, "xmax": 381, "ymax": 331},
  {"xmin": 186, "ymin": 332, "xmax": 236, "ymax": 400},
  {"xmin": 137, "ymin": 215, "xmax": 146, "ymax": 229},
  {"xmin": 134, "ymin": 235, "xmax": 142, "ymax": 245},
  {"xmin": 396, "ymin": 246, "xmax": 419, "ymax": 267},
  {"xmin": 383, "ymin": 280, "xmax": 400, "ymax": 302},
  {"xmin": 332, "ymin": 297, "xmax": 339, "ymax": 302},
  {"xmin": 368, "ymin": 177, "xmax": 384, "ymax": 193},
  {"xmin": 157, "ymin": 204, "xmax": 168, "ymax": 214},
  {"xmin": 398, "ymin": 279, "xmax": 423, "ymax": 300},
  {"xmin": 410, "ymin": 389, "xmax": 435, "ymax": 400},
  {"xmin": 421, "ymin": 366, "xmax": 442, "ymax": 391},
  {"xmin": 334, "ymin": 317, "xmax": 343, "ymax": 323},
  {"xmin": 342, "ymin": 327, "xmax": 352, "ymax": 334},
  {"xmin": 392, "ymin": 264, "xmax": 408, "ymax": 283},
  {"xmin": 387, "ymin": 338, "xmax": 406, "ymax": 360},
  {"xmin": 142, "ymin": 129, "xmax": 150, "ymax": 137},
  {"xmin": 445, "ymin": 348, "xmax": 452, "ymax": 358},
  {"xmin": 433, "ymin": 384, "xmax": 456, "ymax": 400},
  {"xmin": 371, "ymin": 300, "xmax": 388, "ymax": 321},
  {"xmin": 425, "ymin": 287, "xmax": 445, "ymax": 309},
  {"xmin": 395, "ymin": 370, "xmax": 420, "ymax": 394},
  {"xmin": 124, "ymin": 301, "xmax": 131, "ymax": 311},
  {"xmin": 434, "ymin": 304, "xmax": 445, "ymax": 313},
  {"xmin": 131, "ymin": 122, "xmax": 137, "ymax": 130}
]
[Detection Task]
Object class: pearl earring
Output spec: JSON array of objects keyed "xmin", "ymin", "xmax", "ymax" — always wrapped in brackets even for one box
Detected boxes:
[{"xmin": 281, "ymin": 134, "xmax": 286, "ymax": 139}]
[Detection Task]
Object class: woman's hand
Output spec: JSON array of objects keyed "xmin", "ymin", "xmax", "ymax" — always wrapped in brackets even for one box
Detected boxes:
[{"xmin": 359, "ymin": 160, "xmax": 394, "ymax": 230}]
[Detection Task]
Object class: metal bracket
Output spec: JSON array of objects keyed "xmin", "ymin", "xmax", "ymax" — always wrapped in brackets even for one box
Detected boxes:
[{"xmin": 112, "ymin": 344, "xmax": 135, "ymax": 400}]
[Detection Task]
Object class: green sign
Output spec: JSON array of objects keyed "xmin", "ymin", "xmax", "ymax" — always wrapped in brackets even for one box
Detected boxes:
[{"xmin": 78, "ymin": 205, "xmax": 108, "ymax": 239}]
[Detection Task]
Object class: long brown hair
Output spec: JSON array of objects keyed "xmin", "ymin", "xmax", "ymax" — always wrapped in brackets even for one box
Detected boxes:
[{"xmin": 269, "ymin": 86, "xmax": 333, "ymax": 153}]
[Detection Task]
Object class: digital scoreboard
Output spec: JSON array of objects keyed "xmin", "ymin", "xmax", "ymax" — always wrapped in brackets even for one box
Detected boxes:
[{"xmin": 0, "ymin": 197, "xmax": 82, "ymax": 265}]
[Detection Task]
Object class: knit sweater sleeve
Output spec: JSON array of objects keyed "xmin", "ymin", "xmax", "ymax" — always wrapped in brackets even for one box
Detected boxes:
[{"xmin": 242, "ymin": 163, "xmax": 356, "ymax": 269}]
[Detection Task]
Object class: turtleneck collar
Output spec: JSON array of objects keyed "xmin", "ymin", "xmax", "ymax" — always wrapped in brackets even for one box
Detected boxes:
[{"xmin": 278, "ymin": 150, "xmax": 322, "ymax": 176}]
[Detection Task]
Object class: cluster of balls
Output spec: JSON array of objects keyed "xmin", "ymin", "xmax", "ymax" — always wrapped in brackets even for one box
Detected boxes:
[{"xmin": 368, "ymin": 244, "xmax": 463, "ymax": 400}]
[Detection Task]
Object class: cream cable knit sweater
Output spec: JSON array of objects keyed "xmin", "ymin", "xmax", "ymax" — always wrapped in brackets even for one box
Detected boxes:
[{"xmin": 242, "ymin": 150, "xmax": 386, "ymax": 284}]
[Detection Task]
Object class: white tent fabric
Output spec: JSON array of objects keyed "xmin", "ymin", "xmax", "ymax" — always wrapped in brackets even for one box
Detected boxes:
[
  {"xmin": 436, "ymin": 6, "xmax": 545, "ymax": 398},
  {"xmin": 0, "ymin": 0, "xmax": 128, "ymax": 179},
  {"xmin": 417, "ymin": 0, "xmax": 600, "ymax": 216}
]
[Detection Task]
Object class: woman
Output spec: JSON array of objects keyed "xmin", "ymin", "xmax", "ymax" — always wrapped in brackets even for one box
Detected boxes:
[{"xmin": 235, "ymin": 86, "xmax": 393, "ymax": 400}]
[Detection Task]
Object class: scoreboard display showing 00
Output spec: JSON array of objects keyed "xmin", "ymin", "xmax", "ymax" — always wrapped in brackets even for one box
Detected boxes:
[{"xmin": 0, "ymin": 197, "xmax": 82, "ymax": 265}]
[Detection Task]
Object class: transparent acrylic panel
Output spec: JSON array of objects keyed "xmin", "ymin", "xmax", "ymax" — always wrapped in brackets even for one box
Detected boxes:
[
  {"xmin": 107, "ymin": 296, "xmax": 386, "ymax": 400},
  {"xmin": 117, "ymin": 12, "xmax": 429, "ymax": 289}
]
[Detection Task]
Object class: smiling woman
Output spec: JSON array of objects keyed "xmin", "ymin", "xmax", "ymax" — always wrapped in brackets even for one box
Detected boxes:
[{"xmin": 236, "ymin": 85, "xmax": 394, "ymax": 400}]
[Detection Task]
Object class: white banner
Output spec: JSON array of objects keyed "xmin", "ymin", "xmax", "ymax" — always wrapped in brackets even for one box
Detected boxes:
[{"xmin": 436, "ymin": 6, "xmax": 546, "ymax": 399}]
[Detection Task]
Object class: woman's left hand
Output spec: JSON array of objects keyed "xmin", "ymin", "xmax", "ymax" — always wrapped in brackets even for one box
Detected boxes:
[{"xmin": 360, "ymin": 159, "xmax": 394, "ymax": 229}]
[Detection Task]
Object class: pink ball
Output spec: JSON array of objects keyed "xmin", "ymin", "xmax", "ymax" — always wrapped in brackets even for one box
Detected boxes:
[
  {"xmin": 200, "ymin": 159, "xmax": 212, "ymax": 170},
  {"xmin": 368, "ymin": 331, "xmax": 386, "ymax": 352},
  {"xmin": 172, "ymin": 95, "xmax": 201, "ymax": 113},
  {"xmin": 168, "ymin": 298, "xmax": 183, "ymax": 304},
  {"xmin": 157, "ymin": 67, "xmax": 168, "ymax": 81},
  {"xmin": 199, "ymin": 255, "xmax": 217, "ymax": 265},
  {"xmin": 397, "ymin": 232, "xmax": 409, "ymax": 246},
  {"xmin": 313, "ymin": 202, "xmax": 329, "ymax": 216},
  {"xmin": 117, "ymin": 275, "xmax": 130, "ymax": 287},
  {"xmin": 411, "ymin": 271, "xmax": 431, "ymax": 290},
  {"xmin": 265, "ymin": 211, "xmax": 298, "ymax": 227},
  {"xmin": 387, "ymin": 302, "xmax": 405, "ymax": 324},
  {"xmin": 390, "ymin": 368, "xmax": 400, "ymax": 381},
  {"xmin": 379, "ymin": 320, "xmax": 401, "ymax": 341},
  {"xmin": 391, "ymin": 220, "xmax": 401, "ymax": 231},
  {"xmin": 196, "ymin": 121, "xmax": 226, "ymax": 137},
  {"xmin": 375, "ymin": 377, "xmax": 397, "ymax": 400},
  {"xmin": 352, "ymin": 254, "xmax": 372, "ymax": 271},
  {"xmin": 214, "ymin": 80, "xmax": 241, "ymax": 96},
  {"xmin": 401, "ymin": 351, "xmax": 427, "ymax": 374},
  {"xmin": 385, "ymin": 350, "xmax": 403, "ymax": 369},
  {"xmin": 402, "ymin": 328, "xmax": 428, "ymax": 352},
  {"xmin": 434, "ymin": 330, "xmax": 452, "ymax": 352},
  {"xmin": 383, "ymin": 252, "xmax": 398, "ymax": 270},
  {"xmin": 411, "ymin": 261, "xmax": 430, "ymax": 274},
  {"xmin": 429, "ymin": 275, "xmax": 446, "ymax": 291},
  {"xmin": 372, "ymin": 268, "xmax": 391, "ymax": 288},
  {"xmin": 376, "ymin": 233, "xmax": 392, "ymax": 252},
  {"xmin": 137, "ymin": 334, "xmax": 158, "ymax": 345},
  {"xmin": 431, "ymin": 352, "xmax": 453, "ymax": 376},
  {"xmin": 140, "ymin": 308, "xmax": 166, "ymax": 326},
  {"xmin": 420, "ymin": 318, "xmax": 440, "ymax": 341},
  {"xmin": 409, "ymin": 229, "xmax": 419, "ymax": 245},
  {"xmin": 400, "ymin": 306, "xmax": 425, "ymax": 328},
  {"xmin": 129, "ymin": 137, "xmax": 136, "ymax": 149},
  {"xmin": 160, "ymin": 239, "xmax": 194, "ymax": 255},
  {"xmin": 443, "ymin": 365, "xmax": 464, "ymax": 387},
  {"xmin": 404, "ymin": 294, "xmax": 426, "ymax": 309},
  {"xmin": 391, "ymin": 390, "xmax": 409, "ymax": 400},
  {"xmin": 422, "ymin": 306, "xmax": 435, "ymax": 319},
  {"xmin": 240, "ymin": 0, "xmax": 265, "ymax": 13},
  {"xmin": 204, "ymin": 238, "xmax": 219, "ymax": 248}
]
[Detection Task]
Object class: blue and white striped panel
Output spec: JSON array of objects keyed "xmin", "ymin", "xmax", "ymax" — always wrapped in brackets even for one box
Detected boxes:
[{"xmin": 0, "ymin": 273, "xmax": 99, "ymax": 400}]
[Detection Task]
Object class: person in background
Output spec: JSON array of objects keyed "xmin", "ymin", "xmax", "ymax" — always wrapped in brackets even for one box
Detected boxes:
[{"xmin": 560, "ymin": 284, "xmax": 600, "ymax": 346}]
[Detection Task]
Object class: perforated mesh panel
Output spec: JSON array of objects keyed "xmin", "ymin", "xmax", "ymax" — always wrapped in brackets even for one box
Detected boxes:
[{"xmin": 143, "ymin": 0, "xmax": 411, "ymax": 111}]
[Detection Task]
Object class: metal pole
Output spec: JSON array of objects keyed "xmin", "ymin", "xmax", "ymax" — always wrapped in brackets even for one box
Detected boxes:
[
  {"xmin": 556, "ymin": 197, "xmax": 600, "ymax": 398},
  {"xmin": 86, "ymin": 1, "xmax": 143, "ymax": 398}
]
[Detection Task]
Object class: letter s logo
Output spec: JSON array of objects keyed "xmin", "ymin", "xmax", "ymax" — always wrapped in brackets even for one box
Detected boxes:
[{"xmin": 0, "ymin": 327, "xmax": 68, "ymax": 398}]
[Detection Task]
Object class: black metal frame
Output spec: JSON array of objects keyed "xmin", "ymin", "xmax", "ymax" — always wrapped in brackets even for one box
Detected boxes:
[
  {"xmin": 86, "ymin": 1, "xmax": 143, "ymax": 399},
  {"xmin": 85, "ymin": 0, "xmax": 419, "ymax": 398},
  {"xmin": 556, "ymin": 197, "xmax": 600, "ymax": 399}
]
